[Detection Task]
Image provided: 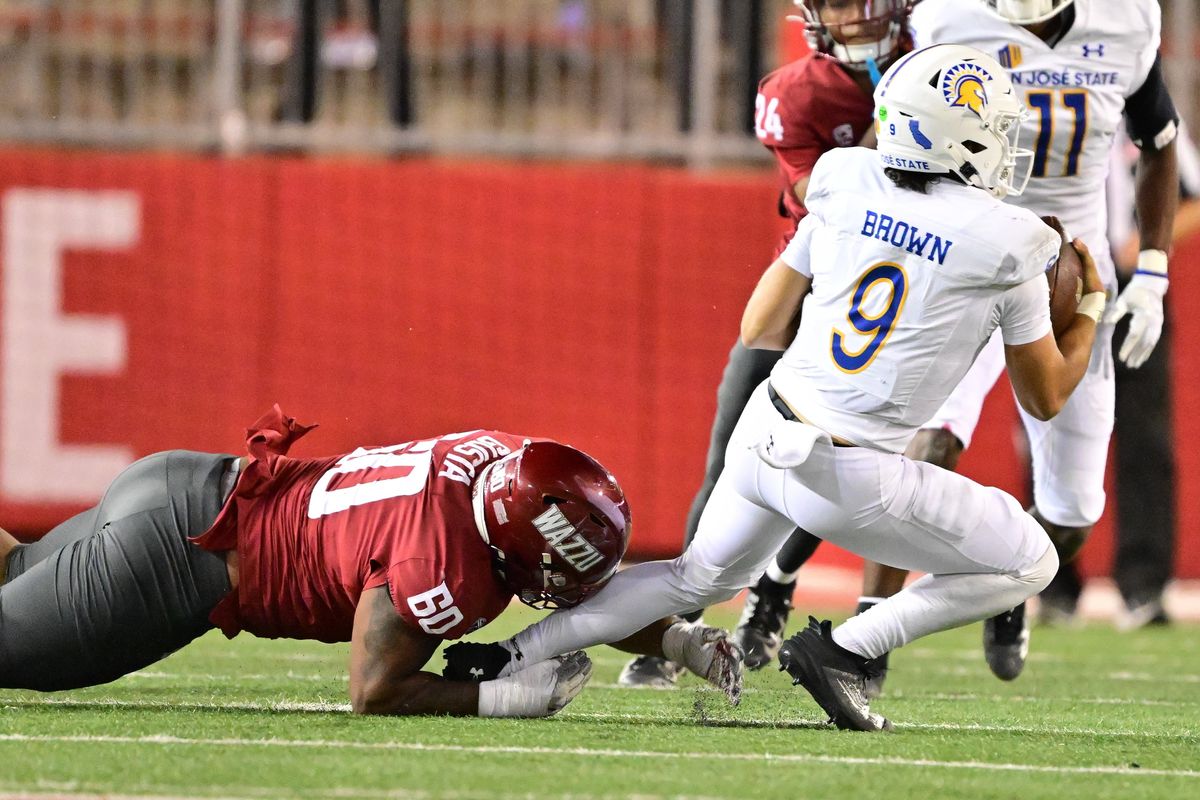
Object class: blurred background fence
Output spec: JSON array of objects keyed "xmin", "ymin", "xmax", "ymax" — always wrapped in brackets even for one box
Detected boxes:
[
  {"xmin": 1, "ymin": 1, "xmax": 1199, "ymax": 582},
  {"xmin": 0, "ymin": 0, "xmax": 793, "ymax": 164},
  {"xmin": 7, "ymin": 0, "xmax": 1192, "ymax": 163}
]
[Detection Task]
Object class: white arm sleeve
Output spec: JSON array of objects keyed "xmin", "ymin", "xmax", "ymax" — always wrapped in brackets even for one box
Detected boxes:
[
  {"xmin": 779, "ymin": 214, "xmax": 819, "ymax": 277},
  {"xmin": 998, "ymin": 276, "xmax": 1052, "ymax": 346}
]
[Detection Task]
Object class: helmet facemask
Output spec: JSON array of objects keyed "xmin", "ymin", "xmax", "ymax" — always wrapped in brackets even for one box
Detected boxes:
[
  {"xmin": 793, "ymin": 1, "xmax": 908, "ymax": 72},
  {"xmin": 951, "ymin": 102, "xmax": 1034, "ymax": 199},
  {"xmin": 980, "ymin": 0, "xmax": 1075, "ymax": 25}
]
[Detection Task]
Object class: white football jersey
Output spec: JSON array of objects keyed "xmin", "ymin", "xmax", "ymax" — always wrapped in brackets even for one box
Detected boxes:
[
  {"xmin": 771, "ymin": 148, "xmax": 1058, "ymax": 453},
  {"xmin": 911, "ymin": 0, "xmax": 1162, "ymax": 285}
]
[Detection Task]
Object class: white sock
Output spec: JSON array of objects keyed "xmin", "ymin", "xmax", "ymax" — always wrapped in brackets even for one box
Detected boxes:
[
  {"xmin": 831, "ymin": 547, "xmax": 1058, "ymax": 659},
  {"xmin": 766, "ymin": 560, "xmax": 798, "ymax": 584}
]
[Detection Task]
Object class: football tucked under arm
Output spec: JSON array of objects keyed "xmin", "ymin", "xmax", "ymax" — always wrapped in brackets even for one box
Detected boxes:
[{"xmin": 1040, "ymin": 216, "xmax": 1084, "ymax": 337}]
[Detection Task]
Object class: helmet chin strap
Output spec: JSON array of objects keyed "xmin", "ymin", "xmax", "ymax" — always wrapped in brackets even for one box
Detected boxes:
[{"xmin": 866, "ymin": 57, "xmax": 882, "ymax": 87}]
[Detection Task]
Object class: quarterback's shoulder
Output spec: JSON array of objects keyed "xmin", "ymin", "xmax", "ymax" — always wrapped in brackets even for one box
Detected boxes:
[
  {"xmin": 992, "ymin": 205, "xmax": 1061, "ymax": 284},
  {"xmin": 811, "ymin": 147, "xmax": 881, "ymax": 189}
]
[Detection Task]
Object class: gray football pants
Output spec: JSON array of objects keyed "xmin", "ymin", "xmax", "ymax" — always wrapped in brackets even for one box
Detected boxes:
[{"xmin": 0, "ymin": 450, "xmax": 234, "ymax": 691}]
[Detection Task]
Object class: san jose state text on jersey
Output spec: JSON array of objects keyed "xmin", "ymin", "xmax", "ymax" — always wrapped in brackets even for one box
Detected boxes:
[{"xmin": 1007, "ymin": 69, "xmax": 1119, "ymax": 88}]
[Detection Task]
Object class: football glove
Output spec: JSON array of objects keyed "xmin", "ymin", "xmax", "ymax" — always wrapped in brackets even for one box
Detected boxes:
[
  {"xmin": 1105, "ymin": 250, "xmax": 1169, "ymax": 369},
  {"xmin": 443, "ymin": 640, "xmax": 519, "ymax": 682},
  {"xmin": 477, "ymin": 651, "xmax": 593, "ymax": 718}
]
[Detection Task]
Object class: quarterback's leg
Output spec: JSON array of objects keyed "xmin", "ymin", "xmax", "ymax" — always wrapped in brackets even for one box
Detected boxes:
[
  {"xmin": 0, "ymin": 451, "xmax": 233, "ymax": 690},
  {"xmin": 854, "ymin": 331, "xmax": 1006, "ymax": 692},
  {"xmin": 510, "ymin": 384, "xmax": 802, "ymax": 677},
  {"xmin": 621, "ymin": 340, "xmax": 798, "ymax": 686},
  {"xmin": 732, "ymin": 387, "xmax": 1054, "ymax": 729}
]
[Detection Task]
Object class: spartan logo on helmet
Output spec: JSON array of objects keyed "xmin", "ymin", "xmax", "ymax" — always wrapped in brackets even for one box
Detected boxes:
[{"xmin": 942, "ymin": 62, "xmax": 991, "ymax": 118}]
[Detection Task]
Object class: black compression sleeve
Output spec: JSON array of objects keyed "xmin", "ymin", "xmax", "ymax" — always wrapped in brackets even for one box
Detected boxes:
[{"xmin": 1124, "ymin": 53, "xmax": 1180, "ymax": 151}]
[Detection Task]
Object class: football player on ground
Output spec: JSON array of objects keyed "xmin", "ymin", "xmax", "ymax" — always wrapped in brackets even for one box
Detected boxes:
[
  {"xmin": 771, "ymin": 0, "xmax": 1180, "ymax": 682},
  {"xmin": 619, "ymin": 0, "xmax": 917, "ymax": 691},
  {"xmin": 447, "ymin": 45, "xmax": 1107, "ymax": 731},
  {"xmin": 0, "ymin": 406, "xmax": 741, "ymax": 716}
]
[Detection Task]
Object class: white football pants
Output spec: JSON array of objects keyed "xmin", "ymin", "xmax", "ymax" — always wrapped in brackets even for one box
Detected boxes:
[{"xmin": 511, "ymin": 382, "xmax": 1057, "ymax": 663}]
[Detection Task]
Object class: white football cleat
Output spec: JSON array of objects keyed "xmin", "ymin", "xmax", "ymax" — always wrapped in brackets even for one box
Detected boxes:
[{"xmin": 662, "ymin": 621, "xmax": 745, "ymax": 705}]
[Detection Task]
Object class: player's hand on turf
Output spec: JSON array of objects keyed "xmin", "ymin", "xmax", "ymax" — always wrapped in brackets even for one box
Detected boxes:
[
  {"xmin": 477, "ymin": 651, "xmax": 594, "ymax": 718},
  {"xmin": 443, "ymin": 640, "xmax": 520, "ymax": 682},
  {"xmin": 1104, "ymin": 264, "xmax": 1167, "ymax": 369}
]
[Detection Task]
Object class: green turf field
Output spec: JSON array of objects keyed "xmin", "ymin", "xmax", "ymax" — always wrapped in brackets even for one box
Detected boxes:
[{"xmin": 1, "ymin": 604, "xmax": 1196, "ymax": 800}]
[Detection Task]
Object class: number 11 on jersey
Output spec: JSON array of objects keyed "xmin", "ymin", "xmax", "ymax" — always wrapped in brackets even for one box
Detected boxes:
[{"xmin": 1027, "ymin": 89, "xmax": 1088, "ymax": 178}]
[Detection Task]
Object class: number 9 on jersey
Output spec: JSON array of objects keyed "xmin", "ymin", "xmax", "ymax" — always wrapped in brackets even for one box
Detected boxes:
[{"xmin": 831, "ymin": 263, "xmax": 908, "ymax": 373}]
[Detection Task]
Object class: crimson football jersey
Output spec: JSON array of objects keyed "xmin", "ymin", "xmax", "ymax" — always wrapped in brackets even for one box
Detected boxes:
[
  {"xmin": 756, "ymin": 53, "xmax": 875, "ymax": 253},
  {"xmin": 193, "ymin": 406, "xmax": 523, "ymax": 643}
]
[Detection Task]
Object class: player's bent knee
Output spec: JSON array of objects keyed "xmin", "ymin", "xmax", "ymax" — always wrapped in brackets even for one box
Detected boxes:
[{"xmin": 1020, "ymin": 545, "xmax": 1059, "ymax": 596}]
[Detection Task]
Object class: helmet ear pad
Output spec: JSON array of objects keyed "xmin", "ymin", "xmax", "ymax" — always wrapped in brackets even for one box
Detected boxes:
[{"xmin": 472, "ymin": 442, "xmax": 631, "ymax": 609}]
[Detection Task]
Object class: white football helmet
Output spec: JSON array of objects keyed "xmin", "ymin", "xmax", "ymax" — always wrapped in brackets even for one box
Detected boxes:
[
  {"xmin": 874, "ymin": 44, "xmax": 1033, "ymax": 198},
  {"xmin": 792, "ymin": 1, "xmax": 911, "ymax": 71},
  {"xmin": 980, "ymin": 0, "xmax": 1074, "ymax": 25}
]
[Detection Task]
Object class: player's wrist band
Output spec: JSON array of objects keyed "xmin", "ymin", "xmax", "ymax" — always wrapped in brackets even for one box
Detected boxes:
[
  {"xmin": 1076, "ymin": 292, "xmax": 1107, "ymax": 324},
  {"xmin": 1135, "ymin": 249, "xmax": 1169, "ymax": 278}
]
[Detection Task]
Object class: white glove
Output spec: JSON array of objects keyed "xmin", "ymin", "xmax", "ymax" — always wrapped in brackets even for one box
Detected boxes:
[
  {"xmin": 1104, "ymin": 250, "xmax": 1168, "ymax": 369},
  {"xmin": 477, "ymin": 651, "xmax": 593, "ymax": 717},
  {"xmin": 662, "ymin": 621, "xmax": 744, "ymax": 706}
]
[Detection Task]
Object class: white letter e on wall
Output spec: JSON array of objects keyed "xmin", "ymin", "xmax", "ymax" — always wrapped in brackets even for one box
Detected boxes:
[{"xmin": 2, "ymin": 189, "xmax": 137, "ymax": 502}]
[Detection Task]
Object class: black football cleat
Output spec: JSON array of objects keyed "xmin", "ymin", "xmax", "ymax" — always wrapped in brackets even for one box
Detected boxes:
[
  {"xmin": 778, "ymin": 616, "xmax": 891, "ymax": 732},
  {"xmin": 984, "ymin": 602, "xmax": 1030, "ymax": 681},
  {"xmin": 617, "ymin": 655, "xmax": 683, "ymax": 689},
  {"xmin": 854, "ymin": 598, "xmax": 889, "ymax": 700},
  {"xmin": 734, "ymin": 575, "xmax": 795, "ymax": 670}
]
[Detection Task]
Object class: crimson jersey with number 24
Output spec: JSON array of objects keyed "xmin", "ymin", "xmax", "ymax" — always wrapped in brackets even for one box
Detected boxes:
[{"xmin": 193, "ymin": 406, "xmax": 525, "ymax": 643}]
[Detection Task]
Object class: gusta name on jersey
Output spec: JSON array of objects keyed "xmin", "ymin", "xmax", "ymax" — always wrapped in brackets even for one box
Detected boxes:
[{"xmin": 860, "ymin": 209, "xmax": 954, "ymax": 266}]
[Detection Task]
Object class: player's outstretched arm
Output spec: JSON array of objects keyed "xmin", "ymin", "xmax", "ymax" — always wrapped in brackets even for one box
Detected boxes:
[
  {"xmin": 1005, "ymin": 240, "xmax": 1105, "ymax": 421},
  {"xmin": 741, "ymin": 258, "xmax": 813, "ymax": 351},
  {"xmin": 349, "ymin": 586, "xmax": 591, "ymax": 717}
]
